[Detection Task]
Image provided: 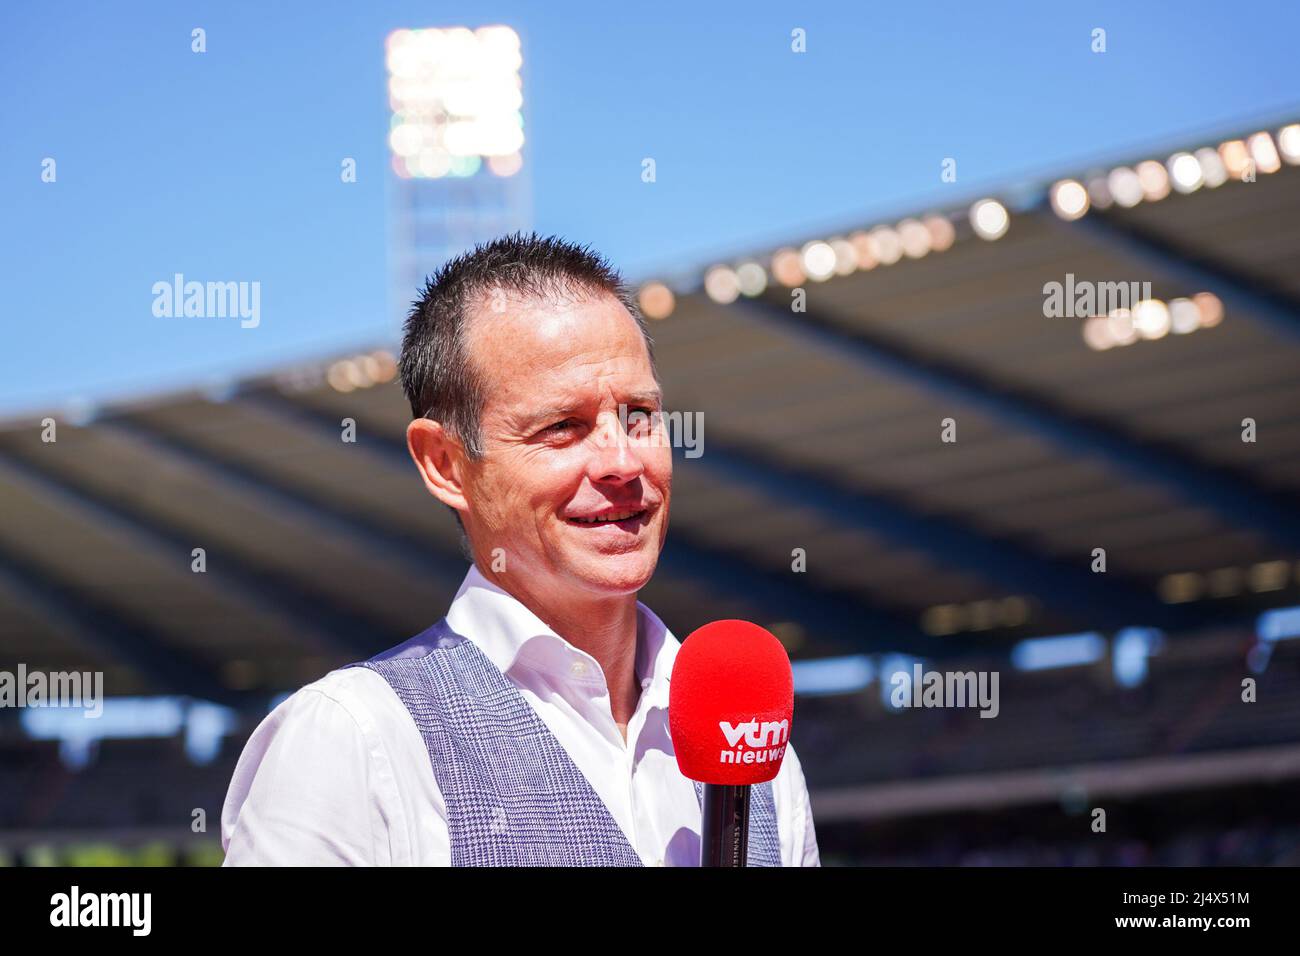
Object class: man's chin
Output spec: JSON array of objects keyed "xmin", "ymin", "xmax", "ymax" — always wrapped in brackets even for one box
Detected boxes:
[{"xmin": 566, "ymin": 554, "xmax": 658, "ymax": 596}]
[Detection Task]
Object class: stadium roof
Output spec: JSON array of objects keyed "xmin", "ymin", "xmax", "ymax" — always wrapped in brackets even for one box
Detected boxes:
[{"xmin": 3, "ymin": 117, "xmax": 1299, "ymax": 709}]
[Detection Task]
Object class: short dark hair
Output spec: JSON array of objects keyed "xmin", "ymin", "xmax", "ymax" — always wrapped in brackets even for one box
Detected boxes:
[{"xmin": 398, "ymin": 232, "xmax": 658, "ymax": 537}]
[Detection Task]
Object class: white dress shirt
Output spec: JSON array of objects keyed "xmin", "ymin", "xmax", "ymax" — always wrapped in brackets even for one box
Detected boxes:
[{"xmin": 221, "ymin": 563, "xmax": 820, "ymax": 866}]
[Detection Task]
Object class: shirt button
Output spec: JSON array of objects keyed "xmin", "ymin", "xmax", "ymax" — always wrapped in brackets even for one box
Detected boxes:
[
  {"xmin": 654, "ymin": 858, "xmax": 664, "ymax": 867},
  {"xmin": 641, "ymin": 678, "xmax": 652, "ymax": 689},
  {"xmin": 570, "ymin": 660, "xmax": 587, "ymax": 677}
]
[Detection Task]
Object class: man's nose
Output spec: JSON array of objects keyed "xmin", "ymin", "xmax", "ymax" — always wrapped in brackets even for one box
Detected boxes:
[{"xmin": 588, "ymin": 411, "xmax": 644, "ymax": 482}]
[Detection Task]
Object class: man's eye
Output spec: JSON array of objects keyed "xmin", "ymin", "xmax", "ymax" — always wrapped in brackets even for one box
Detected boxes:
[{"xmin": 546, "ymin": 419, "xmax": 576, "ymax": 433}]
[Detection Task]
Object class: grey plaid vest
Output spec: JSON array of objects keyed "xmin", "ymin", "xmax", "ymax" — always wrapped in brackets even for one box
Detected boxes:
[{"xmin": 349, "ymin": 618, "xmax": 782, "ymax": 866}]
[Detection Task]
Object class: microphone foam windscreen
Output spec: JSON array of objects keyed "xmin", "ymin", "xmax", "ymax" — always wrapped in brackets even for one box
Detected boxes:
[{"xmin": 669, "ymin": 620, "xmax": 794, "ymax": 785}]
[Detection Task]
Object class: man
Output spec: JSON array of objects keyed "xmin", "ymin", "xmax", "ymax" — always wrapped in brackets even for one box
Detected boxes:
[{"xmin": 221, "ymin": 233, "xmax": 820, "ymax": 865}]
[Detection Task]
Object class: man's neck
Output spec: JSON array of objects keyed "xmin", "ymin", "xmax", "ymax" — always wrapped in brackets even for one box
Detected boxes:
[{"xmin": 477, "ymin": 564, "xmax": 643, "ymax": 734}]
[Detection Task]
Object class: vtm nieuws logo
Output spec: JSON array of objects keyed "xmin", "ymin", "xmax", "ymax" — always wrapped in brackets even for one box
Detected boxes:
[{"xmin": 718, "ymin": 717, "xmax": 789, "ymax": 765}]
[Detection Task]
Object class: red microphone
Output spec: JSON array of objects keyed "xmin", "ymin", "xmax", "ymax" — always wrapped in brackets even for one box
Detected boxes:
[{"xmin": 669, "ymin": 620, "xmax": 793, "ymax": 866}]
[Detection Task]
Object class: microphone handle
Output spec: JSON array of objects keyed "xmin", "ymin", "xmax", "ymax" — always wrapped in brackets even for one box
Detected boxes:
[{"xmin": 701, "ymin": 783, "xmax": 751, "ymax": 867}]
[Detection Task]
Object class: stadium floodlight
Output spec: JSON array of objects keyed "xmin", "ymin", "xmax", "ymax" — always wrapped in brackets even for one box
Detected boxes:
[
  {"xmin": 848, "ymin": 231, "xmax": 878, "ymax": 270},
  {"xmin": 386, "ymin": 25, "xmax": 524, "ymax": 179},
  {"xmin": 800, "ymin": 241, "xmax": 837, "ymax": 281},
  {"xmin": 1194, "ymin": 146, "xmax": 1228, "ymax": 187},
  {"xmin": 770, "ymin": 247, "xmax": 805, "ymax": 286},
  {"xmin": 830, "ymin": 238, "xmax": 859, "ymax": 274},
  {"xmin": 1247, "ymin": 131, "xmax": 1282, "ymax": 174},
  {"xmin": 1193, "ymin": 291, "xmax": 1224, "ymax": 328},
  {"xmin": 1279, "ymin": 124, "xmax": 1300, "ymax": 165},
  {"xmin": 968, "ymin": 199, "xmax": 1009, "ymax": 240},
  {"xmin": 897, "ymin": 218, "xmax": 931, "ymax": 258},
  {"xmin": 1132, "ymin": 299, "xmax": 1171, "ymax": 340},
  {"xmin": 735, "ymin": 261, "xmax": 768, "ymax": 297},
  {"xmin": 1087, "ymin": 292, "xmax": 1222, "ymax": 350},
  {"xmin": 704, "ymin": 265, "xmax": 741, "ymax": 303},
  {"xmin": 637, "ymin": 282, "xmax": 675, "ymax": 320},
  {"xmin": 1168, "ymin": 297, "xmax": 1200, "ymax": 334},
  {"xmin": 1218, "ymin": 139, "xmax": 1251, "ymax": 180},
  {"xmin": 1082, "ymin": 315, "xmax": 1115, "ymax": 351},
  {"xmin": 868, "ymin": 225, "xmax": 903, "ymax": 262},
  {"xmin": 1106, "ymin": 307, "xmax": 1139, "ymax": 346},
  {"xmin": 924, "ymin": 215, "xmax": 955, "ymax": 251},
  {"xmin": 1085, "ymin": 175, "xmax": 1114, "ymax": 209},
  {"xmin": 1049, "ymin": 179, "xmax": 1090, "ymax": 220},
  {"xmin": 1107, "ymin": 166, "xmax": 1143, "ymax": 207},
  {"xmin": 1167, "ymin": 152, "xmax": 1203, "ymax": 193},
  {"xmin": 1136, "ymin": 160, "xmax": 1171, "ymax": 201}
]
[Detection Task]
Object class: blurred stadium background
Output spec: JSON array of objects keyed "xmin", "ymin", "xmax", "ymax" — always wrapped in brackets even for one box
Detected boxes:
[{"xmin": 3, "ymin": 18, "xmax": 1300, "ymax": 866}]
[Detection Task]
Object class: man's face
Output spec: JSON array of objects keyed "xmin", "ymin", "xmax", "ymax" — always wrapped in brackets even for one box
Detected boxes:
[{"xmin": 458, "ymin": 290, "xmax": 672, "ymax": 599}]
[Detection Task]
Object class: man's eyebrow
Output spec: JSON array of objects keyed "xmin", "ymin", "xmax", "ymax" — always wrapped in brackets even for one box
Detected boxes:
[
  {"xmin": 519, "ymin": 390, "xmax": 663, "ymax": 429},
  {"xmin": 623, "ymin": 389, "xmax": 663, "ymax": 408},
  {"xmin": 518, "ymin": 403, "xmax": 581, "ymax": 428}
]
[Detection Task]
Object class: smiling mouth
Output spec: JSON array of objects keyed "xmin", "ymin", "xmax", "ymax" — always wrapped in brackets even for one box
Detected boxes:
[{"xmin": 566, "ymin": 508, "xmax": 648, "ymax": 527}]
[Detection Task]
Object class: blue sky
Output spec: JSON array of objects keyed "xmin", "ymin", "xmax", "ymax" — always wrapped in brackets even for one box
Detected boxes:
[{"xmin": 2, "ymin": 0, "xmax": 1298, "ymax": 414}]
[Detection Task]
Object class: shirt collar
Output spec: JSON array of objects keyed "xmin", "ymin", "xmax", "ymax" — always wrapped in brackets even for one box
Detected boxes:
[{"xmin": 443, "ymin": 563, "xmax": 677, "ymax": 702}]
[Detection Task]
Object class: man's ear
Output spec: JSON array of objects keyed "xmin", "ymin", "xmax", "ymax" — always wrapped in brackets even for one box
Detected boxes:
[{"xmin": 407, "ymin": 418, "xmax": 470, "ymax": 515}]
